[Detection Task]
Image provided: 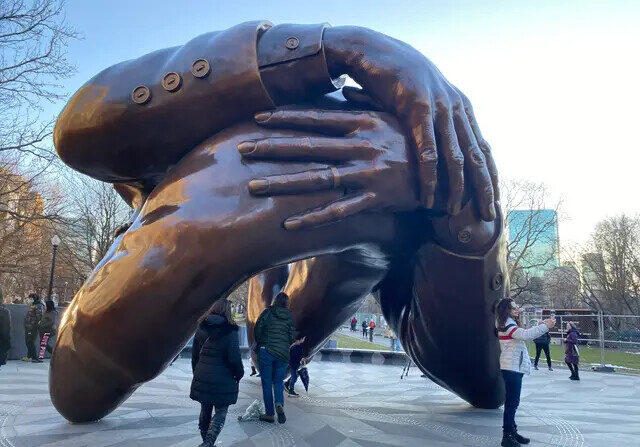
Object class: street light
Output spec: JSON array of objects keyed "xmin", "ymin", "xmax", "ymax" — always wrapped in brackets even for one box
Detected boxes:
[{"xmin": 46, "ymin": 235, "xmax": 61, "ymax": 301}]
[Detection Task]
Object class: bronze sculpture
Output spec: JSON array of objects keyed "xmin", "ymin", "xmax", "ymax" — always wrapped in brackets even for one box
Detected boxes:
[{"xmin": 51, "ymin": 21, "xmax": 506, "ymax": 423}]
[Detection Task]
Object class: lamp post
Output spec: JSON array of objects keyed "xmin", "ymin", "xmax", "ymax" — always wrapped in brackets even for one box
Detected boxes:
[{"xmin": 46, "ymin": 235, "xmax": 61, "ymax": 301}]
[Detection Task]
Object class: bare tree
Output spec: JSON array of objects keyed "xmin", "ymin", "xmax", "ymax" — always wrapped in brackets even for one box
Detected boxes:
[
  {"xmin": 0, "ymin": 157, "xmax": 66, "ymax": 300},
  {"xmin": 542, "ymin": 264, "xmax": 582, "ymax": 309},
  {"xmin": 60, "ymin": 178, "xmax": 130, "ymax": 274},
  {"xmin": 0, "ymin": 0, "xmax": 78, "ymax": 300},
  {"xmin": 579, "ymin": 215, "xmax": 640, "ymax": 317},
  {"xmin": 1, "ymin": 0, "xmax": 78, "ymax": 161},
  {"xmin": 501, "ymin": 179, "xmax": 562, "ymax": 302}
]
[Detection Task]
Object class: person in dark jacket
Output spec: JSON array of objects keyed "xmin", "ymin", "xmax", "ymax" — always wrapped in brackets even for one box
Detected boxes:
[
  {"xmin": 38, "ymin": 301, "xmax": 58, "ymax": 360},
  {"xmin": 0, "ymin": 296, "xmax": 11, "ymax": 368},
  {"xmin": 22, "ymin": 293, "xmax": 44, "ymax": 362},
  {"xmin": 533, "ymin": 330, "xmax": 553, "ymax": 371},
  {"xmin": 254, "ymin": 292, "xmax": 301, "ymax": 424},
  {"xmin": 362, "ymin": 320, "xmax": 368, "ymax": 338},
  {"xmin": 190, "ymin": 299, "xmax": 244, "ymax": 446},
  {"xmin": 284, "ymin": 339, "xmax": 305, "ymax": 397},
  {"xmin": 563, "ymin": 322, "xmax": 580, "ymax": 380}
]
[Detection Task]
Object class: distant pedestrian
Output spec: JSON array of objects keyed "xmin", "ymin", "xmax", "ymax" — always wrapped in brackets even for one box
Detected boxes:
[
  {"xmin": 254, "ymin": 292, "xmax": 303, "ymax": 424},
  {"xmin": 369, "ymin": 319, "xmax": 376, "ymax": 342},
  {"xmin": 533, "ymin": 329, "xmax": 553, "ymax": 371},
  {"xmin": 386, "ymin": 326, "xmax": 399, "ymax": 352},
  {"xmin": 350, "ymin": 317, "xmax": 357, "ymax": 332},
  {"xmin": 361, "ymin": 320, "xmax": 368, "ymax": 338},
  {"xmin": 38, "ymin": 300, "xmax": 58, "ymax": 360},
  {"xmin": 496, "ymin": 298, "xmax": 556, "ymax": 447},
  {"xmin": 22, "ymin": 293, "xmax": 44, "ymax": 363},
  {"xmin": 0, "ymin": 294, "xmax": 11, "ymax": 368},
  {"xmin": 563, "ymin": 322, "xmax": 580, "ymax": 381},
  {"xmin": 190, "ymin": 299, "xmax": 244, "ymax": 446}
]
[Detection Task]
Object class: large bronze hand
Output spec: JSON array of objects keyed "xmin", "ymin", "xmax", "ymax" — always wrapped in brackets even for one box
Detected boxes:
[
  {"xmin": 321, "ymin": 27, "xmax": 499, "ymax": 220},
  {"xmin": 240, "ymin": 107, "xmax": 419, "ymax": 229}
]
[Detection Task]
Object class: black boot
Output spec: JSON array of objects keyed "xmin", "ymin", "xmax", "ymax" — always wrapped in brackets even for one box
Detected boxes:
[
  {"xmin": 513, "ymin": 425, "xmax": 530, "ymax": 444},
  {"xmin": 200, "ymin": 414, "xmax": 224, "ymax": 447},
  {"xmin": 276, "ymin": 404, "xmax": 286, "ymax": 424},
  {"xmin": 199, "ymin": 429, "xmax": 207, "ymax": 442},
  {"xmin": 573, "ymin": 364, "xmax": 580, "ymax": 380},
  {"xmin": 501, "ymin": 430, "xmax": 520, "ymax": 447}
]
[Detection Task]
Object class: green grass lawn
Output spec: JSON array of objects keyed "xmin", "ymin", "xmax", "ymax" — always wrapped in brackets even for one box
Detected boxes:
[
  {"xmin": 333, "ymin": 333, "xmax": 390, "ymax": 351},
  {"xmin": 332, "ymin": 336, "xmax": 640, "ymax": 371},
  {"xmin": 528, "ymin": 343, "xmax": 640, "ymax": 372}
]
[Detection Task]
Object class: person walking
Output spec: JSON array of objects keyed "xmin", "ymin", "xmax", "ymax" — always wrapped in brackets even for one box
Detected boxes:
[
  {"xmin": 190, "ymin": 299, "xmax": 244, "ymax": 446},
  {"xmin": 361, "ymin": 320, "xmax": 368, "ymax": 338},
  {"xmin": 533, "ymin": 329, "xmax": 553, "ymax": 371},
  {"xmin": 0, "ymin": 297, "xmax": 11, "ymax": 368},
  {"xmin": 284, "ymin": 338, "xmax": 305, "ymax": 397},
  {"xmin": 496, "ymin": 298, "xmax": 555, "ymax": 447},
  {"xmin": 38, "ymin": 301, "xmax": 58, "ymax": 360},
  {"xmin": 350, "ymin": 317, "xmax": 357, "ymax": 332},
  {"xmin": 563, "ymin": 322, "xmax": 580, "ymax": 381},
  {"xmin": 254, "ymin": 292, "xmax": 302, "ymax": 424},
  {"xmin": 22, "ymin": 293, "xmax": 44, "ymax": 363},
  {"xmin": 368, "ymin": 319, "xmax": 376, "ymax": 342}
]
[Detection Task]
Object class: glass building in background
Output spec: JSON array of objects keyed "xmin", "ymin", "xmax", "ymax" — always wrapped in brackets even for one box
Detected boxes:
[{"xmin": 507, "ymin": 209, "xmax": 560, "ymax": 278}]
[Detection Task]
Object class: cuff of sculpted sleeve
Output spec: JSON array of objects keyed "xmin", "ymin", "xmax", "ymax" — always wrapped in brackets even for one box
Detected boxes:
[
  {"xmin": 429, "ymin": 201, "xmax": 503, "ymax": 257},
  {"xmin": 258, "ymin": 23, "xmax": 345, "ymax": 105}
]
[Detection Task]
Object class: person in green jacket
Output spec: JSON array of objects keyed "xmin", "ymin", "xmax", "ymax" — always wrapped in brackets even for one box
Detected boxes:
[{"xmin": 254, "ymin": 292, "xmax": 303, "ymax": 423}]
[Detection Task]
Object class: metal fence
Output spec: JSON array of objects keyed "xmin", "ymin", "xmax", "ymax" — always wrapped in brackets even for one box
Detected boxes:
[{"xmin": 520, "ymin": 311, "xmax": 640, "ymax": 373}]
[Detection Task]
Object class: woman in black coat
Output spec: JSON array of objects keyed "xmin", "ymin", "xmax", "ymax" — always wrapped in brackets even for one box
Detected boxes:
[{"xmin": 190, "ymin": 299, "xmax": 244, "ymax": 446}]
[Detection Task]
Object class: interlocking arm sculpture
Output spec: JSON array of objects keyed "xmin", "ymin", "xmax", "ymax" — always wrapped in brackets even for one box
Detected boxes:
[{"xmin": 50, "ymin": 21, "xmax": 507, "ymax": 422}]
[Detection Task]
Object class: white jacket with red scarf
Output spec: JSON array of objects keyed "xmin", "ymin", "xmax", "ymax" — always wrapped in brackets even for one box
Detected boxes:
[{"xmin": 497, "ymin": 317, "xmax": 549, "ymax": 375}]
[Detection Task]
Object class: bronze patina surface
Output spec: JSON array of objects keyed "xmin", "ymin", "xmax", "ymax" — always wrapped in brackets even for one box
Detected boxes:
[{"xmin": 51, "ymin": 21, "xmax": 505, "ymax": 423}]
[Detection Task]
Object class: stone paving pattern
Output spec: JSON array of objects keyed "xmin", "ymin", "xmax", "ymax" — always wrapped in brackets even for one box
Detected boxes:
[{"xmin": 1, "ymin": 359, "xmax": 639, "ymax": 446}]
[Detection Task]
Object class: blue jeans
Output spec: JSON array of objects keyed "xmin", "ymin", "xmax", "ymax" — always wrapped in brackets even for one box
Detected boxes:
[
  {"xmin": 501, "ymin": 369, "xmax": 524, "ymax": 431},
  {"xmin": 259, "ymin": 347, "xmax": 287, "ymax": 416},
  {"xmin": 289, "ymin": 367, "xmax": 298, "ymax": 392}
]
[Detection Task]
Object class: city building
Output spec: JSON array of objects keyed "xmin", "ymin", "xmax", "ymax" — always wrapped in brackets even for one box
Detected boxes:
[{"xmin": 507, "ymin": 209, "xmax": 560, "ymax": 278}]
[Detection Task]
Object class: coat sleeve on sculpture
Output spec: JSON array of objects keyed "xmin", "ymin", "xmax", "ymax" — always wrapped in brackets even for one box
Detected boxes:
[
  {"xmin": 377, "ymin": 202, "xmax": 508, "ymax": 410},
  {"xmin": 511, "ymin": 324, "xmax": 549, "ymax": 341},
  {"xmin": 227, "ymin": 330, "xmax": 245, "ymax": 381},
  {"xmin": 54, "ymin": 21, "xmax": 275, "ymax": 183},
  {"xmin": 257, "ymin": 23, "xmax": 343, "ymax": 104}
]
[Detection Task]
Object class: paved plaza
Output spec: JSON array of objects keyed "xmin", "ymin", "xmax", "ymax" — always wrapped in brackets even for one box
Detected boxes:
[{"xmin": 1, "ymin": 359, "xmax": 639, "ymax": 447}]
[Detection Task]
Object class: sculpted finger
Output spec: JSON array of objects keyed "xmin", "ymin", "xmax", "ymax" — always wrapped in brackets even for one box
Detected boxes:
[
  {"xmin": 468, "ymin": 118, "xmax": 500, "ymax": 202},
  {"xmin": 453, "ymin": 108, "xmax": 495, "ymax": 221},
  {"xmin": 283, "ymin": 193, "xmax": 377, "ymax": 230},
  {"xmin": 248, "ymin": 167, "xmax": 343, "ymax": 196},
  {"xmin": 238, "ymin": 137, "xmax": 377, "ymax": 162},
  {"xmin": 456, "ymin": 90, "xmax": 500, "ymax": 201},
  {"xmin": 409, "ymin": 102, "xmax": 438, "ymax": 208},
  {"xmin": 435, "ymin": 111, "xmax": 464, "ymax": 216},
  {"xmin": 254, "ymin": 108, "xmax": 379, "ymax": 135},
  {"xmin": 341, "ymin": 86, "xmax": 384, "ymax": 111}
]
